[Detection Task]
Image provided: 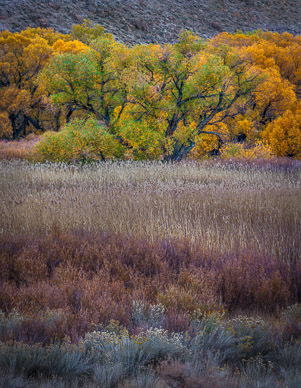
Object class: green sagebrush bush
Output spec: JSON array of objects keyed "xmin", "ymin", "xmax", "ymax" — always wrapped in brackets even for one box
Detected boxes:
[
  {"xmin": 34, "ymin": 117, "xmax": 124, "ymax": 163},
  {"xmin": 82, "ymin": 327, "xmax": 183, "ymax": 371},
  {"xmin": 0, "ymin": 342, "xmax": 95, "ymax": 381},
  {"xmin": 277, "ymin": 342, "xmax": 301, "ymax": 378},
  {"xmin": 189, "ymin": 312, "xmax": 276, "ymax": 365},
  {"xmin": 281, "ymin": 304, "xmax": 301, "ymax": 341}
]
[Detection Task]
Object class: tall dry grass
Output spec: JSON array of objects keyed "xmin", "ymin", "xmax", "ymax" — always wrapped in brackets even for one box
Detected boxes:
[
  {"xmin": 1, "ymin": 159, "xmax": 300, "ymax": 261},
  {"xmin": 0, "ymin": 136, "xmax": 39, "ymax": 160}
]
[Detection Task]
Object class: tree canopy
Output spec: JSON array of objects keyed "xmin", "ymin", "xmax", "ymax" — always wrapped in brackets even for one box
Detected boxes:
[{"xmin": 1, "ymin": 23, "xmax": 300, "ymax": 160}]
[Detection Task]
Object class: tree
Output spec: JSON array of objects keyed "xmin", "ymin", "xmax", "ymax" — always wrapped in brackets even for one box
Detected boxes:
[
  {"xmin": 0, "ymin": 31, "xmax": 54, "ymax": 139},
  {"xmin": 40, "ymin": 34, "xmax": 129, "ymax": 127},
  {"xmin": 262, "ymin": 107, "xmax": 301, "ymax": 158},
  {"xmin": 122, "ymin": 32, "xmax": 259, "ymax": 161},
  {"xmin": 211, "ymin": 30, "xmax": 300, "ymax": 144},
  {"xmin": 71, "ymin": 19, "xmax": 106, "ymax": 45},
  {"xmin": 250, "ymin": 67, "xmax": 297, "ymax": 125},
  {"xmin": 0, "ymin": 28, "xmax": 70, "ymax": 139},
  {"xmin": 52, "ymin": 39, "xmax": 89, "ymax": 54}
]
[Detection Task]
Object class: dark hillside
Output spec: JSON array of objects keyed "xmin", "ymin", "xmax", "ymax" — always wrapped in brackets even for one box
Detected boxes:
[{"xmin": 0, "ymin": 0, "xmax": 300, "ymax": 44}]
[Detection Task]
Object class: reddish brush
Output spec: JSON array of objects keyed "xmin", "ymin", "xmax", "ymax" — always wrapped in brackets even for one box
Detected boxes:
[{"xmin": 0, "ymin": 231, "xmax": 300, "ymax": 342}]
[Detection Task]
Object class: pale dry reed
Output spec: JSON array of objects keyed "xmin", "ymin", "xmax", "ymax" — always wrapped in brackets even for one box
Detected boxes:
[{"xmin": 0, "ymin": 160, "xmax": 300, "ymax": 261}]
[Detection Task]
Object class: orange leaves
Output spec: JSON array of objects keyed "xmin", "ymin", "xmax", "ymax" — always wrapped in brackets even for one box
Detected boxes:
[
  {"xmin": 229, "ymin": 118, "xmax": 258, "ymax": 143},
  {"xmin": 208, "ymin": 30, "xmax": 301, "ymax": 159},
  {"xmin": 0, "ymin": 32, "xmax": 53, "ymax": 87},
  {"xmin": 0, "ymin": 112, "xmax": 12, "ymax": 139},
  {"xmin": 0, "ymin": 87, "xmax": 31, "ymax": 115},
  {"xmin": 190, "ymin": 122, "xmax": 228, "ymax": 158},
  {"xmin": 255, "ymin": 68, "xmax": 297, "ymax": 121},
  {"xmin": 280, "ymin": 43, "xmax": 301, "ymax": 97},
  {"xmin": 52, "ymin": 39, "xmax": 90, "ymax": 54},
  {"xmin": 220, "ymin": 141, "xmax": 274, "ymax": 160},
  {"xmin": 262, "ymin": 109, "xmax": 301, "ymax": 157},
  {"xmin": 0, "ymin": 30, "xmax": 55, "ymax": 138}
]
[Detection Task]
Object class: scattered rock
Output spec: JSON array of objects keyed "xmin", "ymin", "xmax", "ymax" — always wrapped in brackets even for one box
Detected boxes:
[
  {"xmin": 0, "ymin": 0, "xmax": 300, "ymax": 45},
  {"xmin": 210, "ymin": 22, "xmax": 223, "ymax": 31},
  {"xmin": 133, "ymin": 18, "xmax": 149, "ymax": 32}
]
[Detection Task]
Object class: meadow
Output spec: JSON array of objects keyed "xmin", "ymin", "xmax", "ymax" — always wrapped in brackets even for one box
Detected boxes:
[{"xmin": 0, "ymin": 159, "xmax": 301, "ymax": 387}]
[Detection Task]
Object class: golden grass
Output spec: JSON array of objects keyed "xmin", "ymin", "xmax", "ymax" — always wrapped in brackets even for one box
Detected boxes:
[{"xmin": 1, "ymin": 160, "xmax": 300, "ymax": 261}]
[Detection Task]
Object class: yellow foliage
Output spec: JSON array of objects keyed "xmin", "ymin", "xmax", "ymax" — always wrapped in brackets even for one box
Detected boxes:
[
  {"xmin": 190, "ymin": 122, "xmax": 229, "ymax": 158},
  {"xmin": 253, "ymin": 68, "xmax": 297, "ymax": 122},
  {"xmin": 0, "ymin": 30, "xmax": 53, "ymax": 138},
  {"xmin": 173, "ymin": 121, "xmax": 195, "ymax": 146},
  {"xmin": 71, "ymin": 19, "xmax": 105, "ymax": 44},
  {"xmin": 212, "ymin": 30, "xmax": 301, "ymax": 136},
  {"xmin": 1, "ymin": 26, "xmax": 300, "ymax": 160},
  {"xmin": 220, "ymin": 140, "xmax": 274, "ymax": 160},
  {"xmin": 0, "ymin": 87, "xmax": 31, "ymax": 116},
  {"xmin": 52, "ymin": 39, "xmax": 90, "ymax": 54},
  {"xmin": 18, "ymin": 27, "xmax": 70, "ymax": 45},
  {"xmin": 240, "ymin": 40, "xmax": 279, "ymax": 70},
  {"xmin": 0, "ymin": 112, "xmax": 12, "ymax": 139},
  {"xmin": 229, "ymin": 118, "xmax": 258, "ymax": 143},
  {"xmin": 262, "ymin": 110, "xmax": 301, "ymax": 157}
]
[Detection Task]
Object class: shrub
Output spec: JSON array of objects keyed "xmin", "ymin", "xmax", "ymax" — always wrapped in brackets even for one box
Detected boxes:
[
  {"xmin": 281, "ymin": 304, "xmax": 301, "ymax": 341},
  {"xmin": 132, "ymin": 370, "xmax": 160, "ymax": 388},
  {"xmin": 82, "ymin": 326, "xmax": 183, "ymax": 376},
  {"xmin": 236, "ymin": 356, "xmax": 279, "ymax": 388},
  {"xmin": 94, "ymin": 363, "xmax": 124, "ymax": 388},
  {"xmin": 189, "ymin": 322, "xmax": 236, "ymax": 364},
  {"xmin": 158, "ymin": 358, "xmax": 232, "ymax": 388},
  {"xmin": 0, "ymin": 342, "xmax": 95, "ymax": 381},
  {"xmin": 282, "ymin": 304, "xmax": 301, "ymax": 324},
  {"xmin": 0, "ymin": 230, "xmax": 299, "ymax": 339},
  {"xmin": 277, "ymin": 343, "xmax": 301, "ymax": 378},
  {"xmin": 34, "ymin": 117, "xmax": 124, "ymax": 162},
  {"xmin": 225, "ymin": 315, "xmax": 276, "ymax": 361},
  {"xmin": 130, "ymin": 301, "xmax": 165, "ymax": 328}
]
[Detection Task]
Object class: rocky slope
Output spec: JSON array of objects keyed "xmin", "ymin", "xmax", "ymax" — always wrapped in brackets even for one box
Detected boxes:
[{"xmin": 0, "ymin": 0, "xmax": 300, "ymax": 44}]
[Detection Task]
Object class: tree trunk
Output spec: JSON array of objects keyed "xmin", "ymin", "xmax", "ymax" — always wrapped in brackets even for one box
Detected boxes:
[
  {"xmin": 164, "ymin": 130, "xmax": 224, "ymax": 162},
  {"xmin": 10, "ymin": 114, "xmax": 28, "ymax": 140}
]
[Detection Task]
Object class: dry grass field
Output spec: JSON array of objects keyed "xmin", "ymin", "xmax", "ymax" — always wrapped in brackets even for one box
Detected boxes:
[
  {"xmin": 1, "ymin": 159, "xmax": 300, "ymax": 260},
  {"xmin": 0, "ymin": 159, "xmax": 301, "ymax": 387}
]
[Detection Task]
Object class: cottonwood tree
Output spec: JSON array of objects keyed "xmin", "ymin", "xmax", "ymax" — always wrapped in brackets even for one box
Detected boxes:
[
  {"xmin": 40, "ymin": 34, "xmax": 129, "ymax": 129},
  {"xmin": 122, "ymin": 31, "xmax": 260, "ymax": 161},
  {"xmin": 211, "ymin": 30, "xmax": 300, "ymax": 122},
  {"xmin": 0, "ymin": 28, "xmax": 69, "ymax": 139},
  {"xmin": 0, "ymin": 32, "xmax": 53, "ymax": 138},
  {"xmin": 262, "ymin": 105, "xmax": 301, "ymax": 157},
  {"xmin": 71, "ymin": 18, "xmax": 106, "ymax": 44}
]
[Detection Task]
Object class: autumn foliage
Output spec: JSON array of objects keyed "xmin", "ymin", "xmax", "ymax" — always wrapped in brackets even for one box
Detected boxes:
[{"xmin": 1, "ymin": 23, "xmax": 300, "ymax": 160}]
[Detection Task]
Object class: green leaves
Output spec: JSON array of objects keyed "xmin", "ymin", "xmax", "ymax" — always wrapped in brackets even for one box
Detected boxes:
[
  {"xmin": 41, "ymin": 44, "xmax": 125, "ymax": 125},
  {"xmin": 35, "ymin": 117, "xmax": 124, "ymax": 162},
  {"xmin": 124, "ymin": 34, "xmax": 257, "ymax": 160}
]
